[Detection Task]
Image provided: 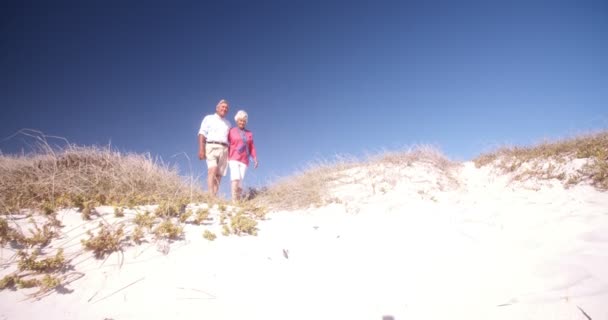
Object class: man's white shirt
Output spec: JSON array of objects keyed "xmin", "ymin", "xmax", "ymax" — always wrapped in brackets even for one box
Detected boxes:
[{"xmin": 198, "ymin": 114, "xmax": 231, "ymax": 143}]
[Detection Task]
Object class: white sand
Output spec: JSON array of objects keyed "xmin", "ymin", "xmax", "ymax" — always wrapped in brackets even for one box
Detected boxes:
[{"xmin": 1, "ymin": 161, "xmax": 607, "ymax": 320}]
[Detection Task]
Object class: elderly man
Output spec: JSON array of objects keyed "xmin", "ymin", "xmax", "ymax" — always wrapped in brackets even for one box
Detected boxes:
[{"xmin": 198, "ymin": 99, "xmax": 231, "ymax": 196}]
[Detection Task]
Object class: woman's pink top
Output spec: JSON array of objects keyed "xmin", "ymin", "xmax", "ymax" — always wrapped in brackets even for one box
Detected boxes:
[{"xmin": 228, "ymin": 127, "xmax": 257, "ymax": 165}]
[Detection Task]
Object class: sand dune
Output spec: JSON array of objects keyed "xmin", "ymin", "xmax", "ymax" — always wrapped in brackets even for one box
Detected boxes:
[{"xmin": 1, "ymin": 160, "xmax": 607, "ymax": 320}]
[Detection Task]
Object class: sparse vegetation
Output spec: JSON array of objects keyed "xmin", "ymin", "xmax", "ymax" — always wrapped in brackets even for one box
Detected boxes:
[
  {"xmin": 153, "ymin": 220, "xmax": 184, "ymax": 240},
  {"xmin": 179, "ymin": 209, "xmax": 193, "ymax": 223},
  {"xmin": 193, "ymin": 208, "xmax": 210, "ymax": 225},
  {"xmin": 155, "ymin": 201, "xmax": 186, "ymax": 218},
  {"xmin": 133, "ymin": 211, "xmax": 156, "ymax": 229},
  {"xmin": 252, "ymin": 146, "xmax": 456, "ymax": 210},
  {"xmin": 17, "ymin": 249, "xmax": 66, "ymax": 273},
  {"xmin": 0, "ymin": 217, "xmax": 20, "ymax": 246},
  {"xmin": 81, "ymin": 223, "xmax": 125, "ymax": 258},
  {"xmin": 221, "ymin": 225, "xmax": 230, "ymax": 236},
  {"xmin": 203, "ymin": 230, "xmax": 216, "ymax": 241},
  {"xmin": 21, "ymin": 218, "xmax": 57, "ymax": 248},
  {"xmin": 114, "ymin": 207, "xmax": 125, "ymax": 217},
  {"xmin": 474, "ymin": 131, "xmax": 608, "ymax": 189},
  {"xmin": 132, "ymin": 226, "xmax": 145, "ymax": 244},
  {"xmin": 229, "ymin": 212, "xmax": 258, "ymax": 236}
]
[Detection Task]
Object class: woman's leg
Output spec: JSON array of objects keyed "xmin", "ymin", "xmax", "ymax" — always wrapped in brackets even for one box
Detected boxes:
[{"xmin": 231, "ymin": 179, "xmax": 242, "ymax": 201}]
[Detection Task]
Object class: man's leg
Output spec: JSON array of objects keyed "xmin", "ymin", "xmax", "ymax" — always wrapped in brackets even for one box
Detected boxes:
[
  {"xmin": 214, "ymin": 174, "xmax": 222, "ymax": 195},
  {"xmin": 207, "ymin": 166, "xmax": 219, "ymax": 196}
]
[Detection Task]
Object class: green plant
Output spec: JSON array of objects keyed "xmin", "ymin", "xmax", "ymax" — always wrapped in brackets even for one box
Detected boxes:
[
  {"xmin": 230, "ymin": 212, "xmax": 258, "ymax": 236},
  {"xmin": 203, "ymin": 230, "xmax": 216, "ymax": 241},
  {"xmin": 17, "ymin": 249, "xmax": 65, "ymax": 273},
  {"xmin": 133, "ymin": 211, "xmax": 155, "ymax": 229},
  {"xmin": 221, "ymin": 225, "xmax": 230, "ymax": 236},
  {"xmin": 81, "ymin": 201, "xmax": 96, "ymax": 220},
  {"xmin": 21, "ymin": 219, "xmax": 57, "ymax": 248},
  {"xmin": 17, "ymin": 277, "xmax": 39, "ymax": 289},
  {"xmin": 179, "ymin": 209, "xmax": 193, "ymax": 223},
  {"xmin": 0, "ymin": 274, "xmax": 18, "ymax": 290},
  {"xmin": 153, "ymin": 220, "xmax": 183, "ymax": 240},
  {"xmin": 132, "ymin": 226, "xmax": 144, "ymax": 244},
  {"xmin": 41, "ymin": 202, "xmax": 55, "ymax": 216},
  {"xmin": 193, "ymin": 208, "xmax": 210, "ymax": 225},
  {"xmin": 81, "ymin": 223, "xmax": 125, "ymax": 258},
  {"xmin": 156, "ymin": 201, "xmax": 185, "ymax": 217},
  {"xmin": 114, "ymin": 207, "xmax": 124, "ymax": 217},
  {"xmin": 219, "ymin": 212, "xmax": 228, "ymax": 225},
  {"xmin": 39, "ymin": 274, "xmax": 61, "ymax": 291},
  {"xmin": 0, "ymin": 217, "xmax": 20, "ymax": 246}
]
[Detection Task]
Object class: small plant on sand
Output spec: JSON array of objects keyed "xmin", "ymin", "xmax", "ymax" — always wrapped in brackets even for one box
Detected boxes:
[
  {"xmin": 132, "ymin": 226, "xmax": 145, "ymax": 244},
  {"xmin": 16, "ymin": 277, "xmax": 39, "ymax": 289},
  {"xmin": 0, "ymin": 217, "xmax": 20, "ymax": 246},
  {"xmin": 193, "ymin": 208, "xmax": 210, "ymax": 225},
  {"xmin": 218, "ymin": 203, "xmax": 227, "ymax": 213},
  {"xmin": 81, "ymin": 223, "xmax": 125, "ymax": 258},
  {"xmin": 153, "ymin": 220, "xmax": 183, "ymax": 240},
  {"xmin": 21, "ymin": 218, "xmax": 57, "ymax": 248},
  {"xmin": 0, "ymin": 273, "xmax": 62, "ymax": 293},
  {"xmin": 221, "ymin": 225, "xmax": 230, "ymax": 236},
  {"xmin": 81, "ymin": 201, "xmax": 96, "ymax": 220},
  {"xmin": 155, "ymin": 201, "xmax": 186, "ymax": 218},
  {"xmin": 38, "ymin": 274, "xmax": 61, "ymax": 291},
  {"xmin": 133, "ymin": 211, "xmax": 156, "ymax": 229},
  {"xmin": 0, "ymin": 274, "xmax": 18, "ymax": 290},
  {"xmin": 17, "ymin": 249, "xmax": 66, "ymax": 273},
  {"xmin": 179, "ymin": 209, "xmax": 193, "ymax": 223},
  {"xmin": 219, "ymin": 212, "xmax": 228, "ymax": 225},
  {"xmin": 203, "ymin": 230, "xmax": 216, "ymax": 241},
  {"xmin": 230, "ymin": 212, "xmax": 258, "ymax": 236},
  {"xmin": 41, "ymin": 202, "xmax": 55, "ymax": 216},
  {"xmin": 114, "ymin": 207, "xmax": 125, "ymax": 217},
  {"xmin": 238, "ymin": 203, "xmax": 267, "ymax": 220}
]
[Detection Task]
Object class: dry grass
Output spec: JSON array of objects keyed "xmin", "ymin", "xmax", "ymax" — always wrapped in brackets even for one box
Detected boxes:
[
  {"xmin": 0, "ymin": 130, "xmax": 211, "ymax": 214},
  {"xmin": 250, "ymin": 157, "xmax": 358, "ymax": 210},
  {"xmin": 474, "ymin": 131, "xmax": 608, "ymax": 189},
  {"xmin": 253, "ymin": 146, "xmax": 455, "ymax": 210}
]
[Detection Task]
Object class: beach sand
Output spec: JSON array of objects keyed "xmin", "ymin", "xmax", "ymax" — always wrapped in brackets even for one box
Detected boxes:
[{"xmin": 1, "ymin": 161, "xmax": 607, "ymax": 320}]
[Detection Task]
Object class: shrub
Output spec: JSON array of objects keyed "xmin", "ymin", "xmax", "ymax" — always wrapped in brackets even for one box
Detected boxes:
[
  {"xmin": 133, "ymin": 211, "xmax": 156, "ymax": 229},
  {"xmin": 203, "ymin": 230, "xmax": 216, "ymax": 241},
  {"xmin": 193, "ymin": 208, "xmax": 210, "ymax": 225},
  {"xmin": 132, "ymin": 226, "xmax": 145, "ymax": 244},
  {"xmin": 114, "ymin": 207, "xmax": 125, "ymax": 217},
  {"xmin": 17, "ymin": 249, "xmax": 65, "ymax": 273},
  {"xmin": 153, "ymin": 220, "xmax": 183, "ymax": 240},
  {"xmin": 0, "ymin": 130, "xmax": 209, "ymax": 214},
  {"xmin": 230, "ymin": 212, "xmax": 258, "ymax": 236},
  {"xmin": 81, "ymin": 223, "xmax": 125, "ymax": 259},
  {"xmin": 473, "ymin": 131, "xmax": 608, "ymax": 189}
]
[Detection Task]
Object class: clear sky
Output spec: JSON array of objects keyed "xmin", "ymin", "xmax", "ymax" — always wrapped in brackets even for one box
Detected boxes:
[{"xmin": 1, "ymin": 1, "xmax": 607, "ymax": 196}]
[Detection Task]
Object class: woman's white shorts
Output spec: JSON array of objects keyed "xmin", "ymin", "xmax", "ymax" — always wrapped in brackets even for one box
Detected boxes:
[{"xmin": 228, "ymin": 160, "xmax": 248, "ymax": 181}]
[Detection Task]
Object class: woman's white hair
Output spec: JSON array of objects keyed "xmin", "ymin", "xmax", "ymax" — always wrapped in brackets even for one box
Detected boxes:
[{"xmin": 234, "ymin": 110, "xmax": 248, "ymax": 122}]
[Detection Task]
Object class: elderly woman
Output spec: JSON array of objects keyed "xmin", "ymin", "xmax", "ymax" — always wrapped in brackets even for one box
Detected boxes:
[{"xmin": 228, "ymin": 110, "xmax": 258, "ymax": 201}]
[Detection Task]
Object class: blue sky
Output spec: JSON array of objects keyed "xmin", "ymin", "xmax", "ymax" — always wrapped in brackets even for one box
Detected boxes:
[{"xmin": 1, "ymin": 1, "xmax": 607, "ymax": 196}]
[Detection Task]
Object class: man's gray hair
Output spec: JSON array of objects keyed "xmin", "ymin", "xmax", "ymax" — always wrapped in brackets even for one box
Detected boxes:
[{"xmin": 234, "ymin": 110, "xmax": 248, "ymax": 122}]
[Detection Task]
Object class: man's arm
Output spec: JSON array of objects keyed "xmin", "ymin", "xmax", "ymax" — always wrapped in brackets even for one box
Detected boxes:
[{"xmin": 198, "ymin": 134, "xmax": 206, "ymax": 160}]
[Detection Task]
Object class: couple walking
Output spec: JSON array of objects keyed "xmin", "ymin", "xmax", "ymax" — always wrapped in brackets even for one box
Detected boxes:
[{"xmin": 198, "ymin": 99, "xmax": 258, "ymax": 201}]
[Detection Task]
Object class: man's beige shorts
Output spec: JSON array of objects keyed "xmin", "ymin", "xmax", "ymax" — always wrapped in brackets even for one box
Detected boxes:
[{"xmin": 205, "ymin": 144, "xmax": 228, "ymax": 176}]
